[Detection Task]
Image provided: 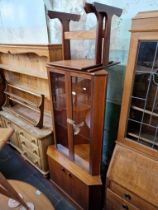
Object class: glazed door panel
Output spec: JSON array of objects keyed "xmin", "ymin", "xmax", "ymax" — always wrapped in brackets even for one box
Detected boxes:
[
  {"xmin": 50, "ymin": 72, "xmax": 69, "ymax": 157},
  {"xmin": 126, "ymin": 41, "xmax": 158, "ymax": 149},
  {"xmin": 70, "ymin": 76, "xmax": 92, "ymax": 172}
]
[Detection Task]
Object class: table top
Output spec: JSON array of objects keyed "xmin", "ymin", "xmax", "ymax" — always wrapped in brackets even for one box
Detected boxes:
[
  {"xmin": 0, "ymin": 180, "xmax": 55, "ymax": 210},
  {"xmin": 0, "ymin": 128, "xmax": 14, "ymax": 150}
]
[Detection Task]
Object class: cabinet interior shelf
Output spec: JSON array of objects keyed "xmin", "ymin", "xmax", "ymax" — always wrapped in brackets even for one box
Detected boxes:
[{"xmin": 58, "ymin": 144, "xmax": 89, "ymax": 172}]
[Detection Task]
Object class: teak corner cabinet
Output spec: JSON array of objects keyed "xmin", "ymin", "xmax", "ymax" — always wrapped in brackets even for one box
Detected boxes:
[
  {"xmin": 47, "ymin": 60, "xmax": 107, "ymax": 210},
  {"xmin": 106, "ymin": 11, "xmax": 158, "ymax": 210}
]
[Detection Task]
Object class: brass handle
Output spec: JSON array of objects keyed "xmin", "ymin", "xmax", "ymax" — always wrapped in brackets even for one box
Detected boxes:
[
  {"xmin": 122, "ymin": 204, "xmax": 129, "ymax": 210},
  {"xmin": 23, "ymin": 152, "xmax": 28, "ymax": 157},
  {"xmin": 19, "ymin": 132, "xmax": 24, "ymax": 136},
  {"xmin": 68, "ymin": 172, "xmax": 72, "ymax": 178},
  {"xmin": 33, "ymin": 149, "xmax": 37, "ymax": 155},
  {"xmin": 21, "ymin": 141, "xmax": 25, "ymax": 145},
  {"xmin": 124, "ymin": 193, "xmax": 131, "ymax": 201},
  {"xmin": 34, "ymin": 161, "xmax": 39, "ymax": 166},
  {"xmin": 61, "ymin": 168, "xmax": 66, "ymax": 173},
  {"xmin": 31, "ymin": 139, "xmax": 36, "ymax": 144},
  {"xmin": 67, "ymin": 118, "xmax": 84, "ymax": 135},
  {"xmin": 7, "ymin": 121, "xmax": 11, "ymax": 126}
]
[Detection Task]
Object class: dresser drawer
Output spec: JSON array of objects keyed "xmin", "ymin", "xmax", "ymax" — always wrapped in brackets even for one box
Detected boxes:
[
  {"xmin": 22, "ymin": 145, "xmax": 41, "ymax": 169},
  {"xmin": 106, "ymin": 189, "xmax": 140, "ymax": 210},
  {"xmin": 19, "ymin": 130, "xmax": 38, "ymax": 146},
  {"xmin": 19, "ymin": 133, "xmax": 40, "ymax": 156},
  {"xmin": 5, "ymin": 119, "xmax": 19, "ymax": 148},
  {"xmin": 110, "ymin": 182, "xmax": 157, "ymax": 210},
  {"xmin": 0, "ymin": 116, "xmax": 5, "ymax": 127}
]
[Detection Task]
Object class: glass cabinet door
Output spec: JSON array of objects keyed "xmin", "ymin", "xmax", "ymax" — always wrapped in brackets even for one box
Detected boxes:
[
  {"xmin": 50, "ymin": 72, "xmax": 69, "ymax": 157},
  {"xmin": 69, "ymin": 76, "xmax": 91, "ymax": 172},
  {"xmin": 126, "ymin": 41, "xmax": 158, "ymax": 149}
]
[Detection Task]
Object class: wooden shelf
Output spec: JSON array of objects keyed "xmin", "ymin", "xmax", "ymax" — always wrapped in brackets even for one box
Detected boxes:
[
  {"xmin": 0, "ymin": 64, "xmax": 48, "ymax": 79},
  {"xmin": 0, "ymin": 43, "xmax": 62, "ymax": 57},
  {"xmin": 57, "ymin": 144, "xmax": 89, "ymax": 172}
]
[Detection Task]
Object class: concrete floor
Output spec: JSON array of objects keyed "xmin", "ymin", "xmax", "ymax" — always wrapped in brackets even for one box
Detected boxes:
[{"xmin": 0, "ymin": 144, "xmax": 76, "ymax": 210}]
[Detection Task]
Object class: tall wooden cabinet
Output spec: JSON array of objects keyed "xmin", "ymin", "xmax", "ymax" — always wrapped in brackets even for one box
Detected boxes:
[
  {"xmin": 106, "ymin": 11, "xmax": 158, "ymax": 210},
  {"xmin": 47, "ymin": 60, "xmax": 107, "ymax": 210},
  {"xmin": 46, "ymin": 3, "xmax": 122, "ymax": 209}
]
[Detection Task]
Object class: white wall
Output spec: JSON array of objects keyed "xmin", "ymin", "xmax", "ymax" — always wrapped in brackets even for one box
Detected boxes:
[
  {"xmin": 48, "ymin": 0, "xmax": 158, "ymax": 64},
  {"xmin": 0, "ymin": 0, "xmax": 49, "ymax": 44}
]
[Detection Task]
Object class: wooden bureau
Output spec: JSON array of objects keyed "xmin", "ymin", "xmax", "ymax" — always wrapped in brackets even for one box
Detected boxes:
[{"xmin": 106, "ymin": 11, "xmax": 158, "ymax": 210}]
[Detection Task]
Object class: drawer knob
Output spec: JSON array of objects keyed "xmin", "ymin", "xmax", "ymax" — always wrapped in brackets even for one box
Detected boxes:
[
  {"xmin": 31, "ymin": 139, "xmax": 36, "ymax": 144},
  {"xmin": 23, "ymin": 152, "xmax": 28, "ymax": 157},
  {"xmin": 122, "ymin": 204, "xmax": 129, "ymax": 210},
  {"xmin": 68, "ymin": 173, "xmax": 72, "ymax": 178},
  {"xmin": 33, "ymin": 150, "xmax": 37, "ymax": 155},
  {"xmin": 61, "ymin": 168, "xmax": 66, "ymax": 173},
  {"xmin": 19, "ymin": 132, "xmax": 24, "ymax": 136},
  {"xmin": 124, "ymin": 193, "xmax": 131, "ymax": 200},
  {"xmin": 34, "ymin": 161, "xmax": 39, "ymax": 166},
  {"xmin": 21, "ymin": 141, "xmax": 25, "ymax": 145}
]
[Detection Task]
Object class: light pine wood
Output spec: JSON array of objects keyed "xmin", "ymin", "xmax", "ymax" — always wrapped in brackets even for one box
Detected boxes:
[
  {"xmin": 64, "ymin": 30, "xmax": 105, "ymax": 40},
  {"xmin": 0, "ymin": 111, "xmax": 53, "ymax": 175},
  {"xmin": 0, "ymin": 179, "xmax": 55, "ymax": 210},
  {"xmin": 0, "ymin": 44, "xmax": 62, "ymax": 113},
  {"xmin": 0, "ymin": 43, "xmax": 61, "ymax": 174},
  {"xmin": 0, "ymin": 44, "xmax": 62, "ymax": 58},
  {"xmin": 110, "ymin": 181, "xmax": 157, "ymax": 210},
  {"xmin": 106, "ymin": 189, "xmax": 140, "ymax": 210},
  {"xmin": 106, "ymin": 10, "xmax": 158, "ymax": 210},
  {"xmin": 131, "ymin": 11, "xmax": 158, "ymax": 32},
  {"xmin": 0, "ymin": 128, "xmax": 14, "ymax": 150},
  {"xmin": 0, "ymin": 173, "xmax": 28, "ymax": 209},
  {"xmin": 107, "ymin": 145, "xmax": 158, "ymax": 209}
]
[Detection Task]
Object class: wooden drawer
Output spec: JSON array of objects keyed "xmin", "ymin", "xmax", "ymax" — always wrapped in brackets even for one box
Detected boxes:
[
  {"xmin": 4, "ymin": 119, "xmax": 19, "ymax": 148},
  {"xmin": 19, "ymin": 130, "xmax": 38, "ymax": 146},
  {"xmin": 19, "ymin": 133, "xmax": 40, "ymax": 157},
  {"xmin": 110, "ymin": 182, "xmax": 157, "ymax": 210},
  {"xmin": 22, "ymin": 145, "xmax": 41, "ymax": 169},
  {"xmin": 106, "ymin": 189, "xmax": 140, "ymax": 210},
  {"xmin": 48, "ymin": 157, "xmax": 89, "ymax": 210},
  {"xmin": 0, "ymin": 116, "xmax": 5, "ymax": 127}
]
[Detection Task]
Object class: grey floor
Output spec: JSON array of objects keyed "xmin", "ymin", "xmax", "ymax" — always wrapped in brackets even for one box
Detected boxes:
[{"xmin": 0, "ymin": 144, "xmax": 76, "ymax": 210}]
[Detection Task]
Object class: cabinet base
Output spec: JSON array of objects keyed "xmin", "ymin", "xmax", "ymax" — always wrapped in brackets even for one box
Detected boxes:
[{"xmin": 47, "ymin": 145, "xmax": 103, "ymax": 210}]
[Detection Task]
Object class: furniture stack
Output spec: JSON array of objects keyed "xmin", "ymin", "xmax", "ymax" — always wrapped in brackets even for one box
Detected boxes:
[{"xmin": 47, "ymin": 2, "xmax": 122, "ymax": 210}]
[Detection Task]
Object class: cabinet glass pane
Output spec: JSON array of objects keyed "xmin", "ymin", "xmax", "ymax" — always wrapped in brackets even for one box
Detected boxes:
[
  {"xmin": 50, "ymin": 72, "xmax": 69, "ymax": 156},
  {"xmin": 71, "ymin": 76, "xmax": 91, "ymax": 171},
  {"xmin": 126, "ymin": 41, "xmax": 158, "ymax": 149}
]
